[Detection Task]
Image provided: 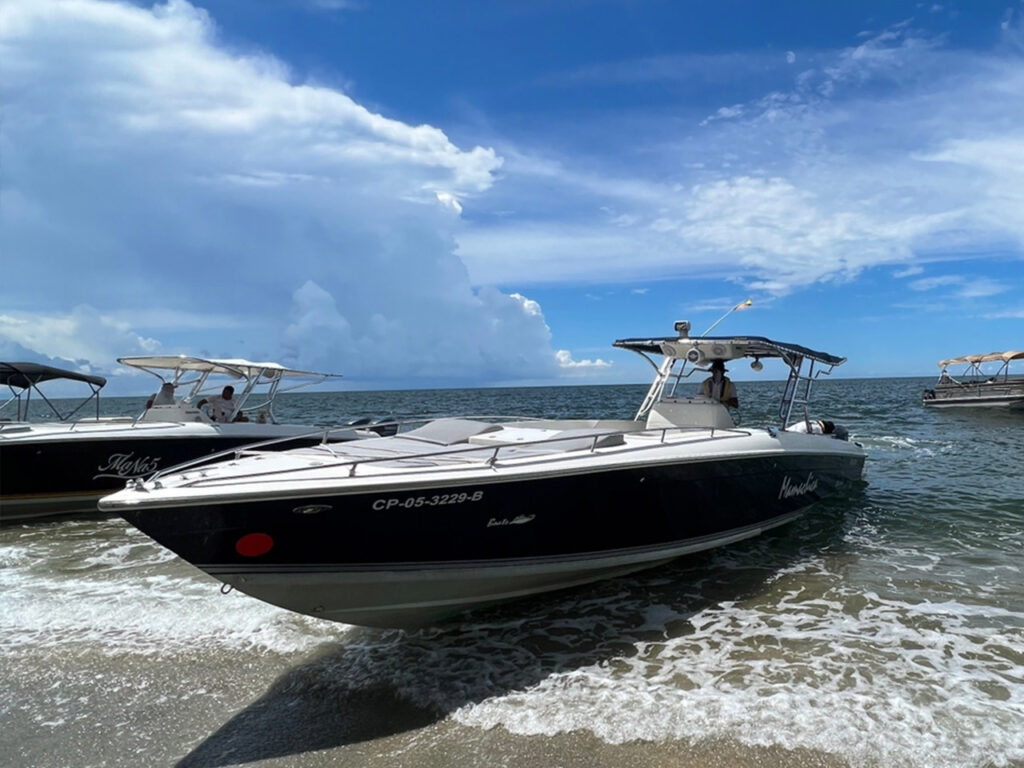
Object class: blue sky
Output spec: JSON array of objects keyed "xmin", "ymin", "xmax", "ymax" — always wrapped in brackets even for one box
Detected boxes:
[{"xmin": 1, "ymin": 0, "xmax": 1022, "ymax": 393}]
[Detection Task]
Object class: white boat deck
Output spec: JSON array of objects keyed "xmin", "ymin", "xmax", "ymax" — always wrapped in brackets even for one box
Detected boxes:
[{"xmin": 142, "ymin": 417, "xmax": 773, "ymax": 496}]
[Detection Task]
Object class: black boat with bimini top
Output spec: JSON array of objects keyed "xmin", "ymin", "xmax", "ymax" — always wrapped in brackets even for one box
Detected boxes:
[
  {"xmin": 1, "ymin": 361, "xmax": 107, "ymax": 424},
  {"xmin": 100, "ymin": 323, "xmax": 866, "ymax": 628},
  {"xmin": 0, "ymin": 356, "xmax": 375, "ymax": 523}
]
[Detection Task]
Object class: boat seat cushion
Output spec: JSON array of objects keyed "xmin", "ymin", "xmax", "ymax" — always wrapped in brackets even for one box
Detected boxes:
[
  {"xmin": 401, "ymin": 418, "xmax": 503, "ymax": 446},
  {"xmin": 526, "ymin": 428, "xmax": 625, "ymax": 452},
  {"xmin": 469, "ymin": 427, "xmax": 626, "ymax": 453}
]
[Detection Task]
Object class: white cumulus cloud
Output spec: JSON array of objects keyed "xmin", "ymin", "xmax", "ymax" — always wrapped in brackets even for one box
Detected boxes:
[
  {"xmin": 0, "ymin": 307, "xmax": 159, "ymax": 372},
  {"xmin": 556, "ymin": 350, "xmax": 612, "ymax": 369},
  {"xmin": 0, "ymin": 0, "xmax": 598, "ymax": 388}
]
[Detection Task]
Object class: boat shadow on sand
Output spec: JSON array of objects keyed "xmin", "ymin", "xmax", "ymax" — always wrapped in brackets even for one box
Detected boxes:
[{"xmin": 176, "ymin": 497, "xmax": 862, "ymax": 768}]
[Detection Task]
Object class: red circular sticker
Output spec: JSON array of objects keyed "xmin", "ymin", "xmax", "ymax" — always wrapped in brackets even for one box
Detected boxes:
[{"xmin": 235, "ymin": 532, "xmax": 274, "ymax": 557}]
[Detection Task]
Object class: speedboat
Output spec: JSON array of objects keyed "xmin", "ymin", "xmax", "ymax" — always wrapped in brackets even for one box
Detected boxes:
[
  {"xmin": 100, "ymin": 324, "xmax": 866, "ymax": 629},
  {"xmin": 922, "ymin": 350, "xmax": 1024, "ymax": 409},
  {"xmin": 1, "ymin": 356, "xmax": 372, "ymax": 523}
]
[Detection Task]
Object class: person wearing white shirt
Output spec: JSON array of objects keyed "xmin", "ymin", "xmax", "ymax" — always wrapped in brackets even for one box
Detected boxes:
[{"xmin": 198, "ymin": 385, "xmax": 238, "ymax": 423}]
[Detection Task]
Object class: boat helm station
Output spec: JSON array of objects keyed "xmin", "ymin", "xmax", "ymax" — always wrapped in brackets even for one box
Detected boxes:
[
  {"xmin": 614, "ymin": 319, "xmax": 849, "ymax": 434},
  {"xmin": 121, "ymin": 355, "xmax": 341, "ymax": 425}
]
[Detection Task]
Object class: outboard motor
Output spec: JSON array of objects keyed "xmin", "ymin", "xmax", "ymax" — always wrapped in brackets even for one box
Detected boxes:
[
  {"xmin": 818, "ymin": 419, "xmax": 850, "ymax": 441},
  {"xmin": 370, "ymin": 417, "xmax": 399, "ymax": 437}
]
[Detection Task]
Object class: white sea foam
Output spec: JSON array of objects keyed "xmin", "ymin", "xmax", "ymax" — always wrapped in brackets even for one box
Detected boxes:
[
  {"xmin": 445, "ymin": 561, "xmax": 1024, "ymax": 768},
  {"xmin": 0, "ymin": 520, "xmax": 345, "ymax": 657},
  {"xmin": 861, "ymin": 434, "xmax": 955, "ymax": 458},
  {"xmin": 0, "ymin": 544, "xmax": 33, "ymax": 568},
  {"xmin": 73, "ymin": 540, "xmax": 179, "ymax": 571},
  {"xmin": 1, "ymin": 572, "xmax": 340, "ymax": 656}
]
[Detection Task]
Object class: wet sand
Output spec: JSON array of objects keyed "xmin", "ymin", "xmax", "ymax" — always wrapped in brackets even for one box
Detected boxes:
[{"xmin": 3, "ymin": 642, "xmax": 853, "ymax": 768}]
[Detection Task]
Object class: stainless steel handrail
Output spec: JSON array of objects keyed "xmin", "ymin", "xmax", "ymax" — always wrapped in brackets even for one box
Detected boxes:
[
  {"xmin": 144, "ymin": 422, "xmax": 754, "ymax": 490},
  {"xmin": 139, "ymin": 414, "xmax": 553, "ymax": 484}
]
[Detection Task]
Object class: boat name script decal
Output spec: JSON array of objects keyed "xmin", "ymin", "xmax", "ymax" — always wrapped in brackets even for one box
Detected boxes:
[
  {"xmin": 94, "ymin": 452, "xmax": 161, "ymax": 480},
  {"xmin": 372, "ymin": 490, "xmax": 485, "ymax": 511},
  {"xmin": 487, "ymin": 514, "xmax": 536, "ymax": 528},
  {"xmin": 778, "ymin": 472, "xmax": 819, "ymax": 500}
]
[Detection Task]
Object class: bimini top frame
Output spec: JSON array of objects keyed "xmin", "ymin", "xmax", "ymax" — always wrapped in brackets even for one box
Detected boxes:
[
  {"xmin": 936, "ymin": 350, "xmax": 1024, "ymax": 383},
  {"xmin": 0, "ymin": 362, "xmax": 107, "ymax": 422},
  {"xmin": 938, "ymin": 350, "xmax": 1024, "ymax": 368},
  {"xmin": 614, "ymin": 323, "xmax": 847, "ymax": 429},
  {"xmin": 117, "ymin": 355, "xmax": 342, "ymax": 424}
]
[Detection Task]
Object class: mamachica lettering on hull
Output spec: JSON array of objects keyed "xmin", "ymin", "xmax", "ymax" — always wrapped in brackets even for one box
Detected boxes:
[{"xmin": 778, "ymin": 472, "xmax": 819, "ymax": 500}]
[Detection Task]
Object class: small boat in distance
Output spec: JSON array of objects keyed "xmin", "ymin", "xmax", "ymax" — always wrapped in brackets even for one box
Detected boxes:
[
  {"xmin": 1, "ymin": 356, "xmax": 371, "ymax": 524},
  {"xmin": 922, "ymin": 350, "xmax": 1024, "ymax": 409},
  {"xmin": 1, "ymin": 361, "xmax": 107, "ymax": 423},
  {"xmin": 100, "ymin": 323, "xmax": 867, "ymax": 629}
]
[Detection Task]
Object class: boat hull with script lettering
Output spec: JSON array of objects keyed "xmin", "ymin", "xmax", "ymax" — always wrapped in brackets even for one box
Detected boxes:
[
  {"xmin": 100, "ymin": 324, "xmax": 866, "ymax": 629},
  {"xmin": 0, "ymin": 423, "xmax": 371, "ymax": 523},
  {"xmin": 0, "ymin": 356, "xmax": 376, "ymax": 523}
]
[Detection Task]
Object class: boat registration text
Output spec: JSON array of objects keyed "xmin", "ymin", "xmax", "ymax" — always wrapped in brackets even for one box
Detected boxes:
[{"xmin": 372, "ymin": 491, "xmax": 485, "ymax": 511}]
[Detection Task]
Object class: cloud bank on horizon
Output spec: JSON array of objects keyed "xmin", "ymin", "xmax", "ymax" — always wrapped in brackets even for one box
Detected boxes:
[
  {"xmin": 0, "ymin": 0, "xmax": 560, "ymax": 388},
  {"xmin": 1, "ymin": 0, "xmax": 1021, "ymax": 391}
]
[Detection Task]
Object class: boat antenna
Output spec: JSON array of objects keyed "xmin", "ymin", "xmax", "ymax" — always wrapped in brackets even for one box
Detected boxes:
[{"xmin": 701, "ymin": 298, "xmax": 753, "ymax": 336}]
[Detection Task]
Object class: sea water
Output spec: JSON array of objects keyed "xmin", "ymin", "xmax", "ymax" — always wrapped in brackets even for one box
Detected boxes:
[{"xmin": 1, "ymin": 378, "xmax": 1021, "ymax": 768}]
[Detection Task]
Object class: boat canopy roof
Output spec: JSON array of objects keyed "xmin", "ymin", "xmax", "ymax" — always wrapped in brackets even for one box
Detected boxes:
[
  {"xmin": 0, "ymin": 362, "xmax": 107, "ymax": 389},
  {"xmin": 1, "ymin": 362, "xmax": 106, "ymax": 422},
  {"xmin": 117, "ymin": 356, "xmax": 341, "ymax": 382},
  {"xmin": 613, "ymin": 335, "xmax": 846, "ymax": 366},
  {"xmin": 938, "ymin": 350, "xmax": 1024, "ymax": 368}
]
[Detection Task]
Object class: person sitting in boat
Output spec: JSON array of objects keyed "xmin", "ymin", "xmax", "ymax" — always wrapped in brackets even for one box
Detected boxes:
[
  {"xmin": 198, "ymin": 385, "xmax": 239, "ymax": 423},
  {"xmin": 151, "ymin": 382, "xmax": 176, "ymax": 406},
  {"xmin": 701, "ymin": 360, "xmax": 739, "ymax": 408}
]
